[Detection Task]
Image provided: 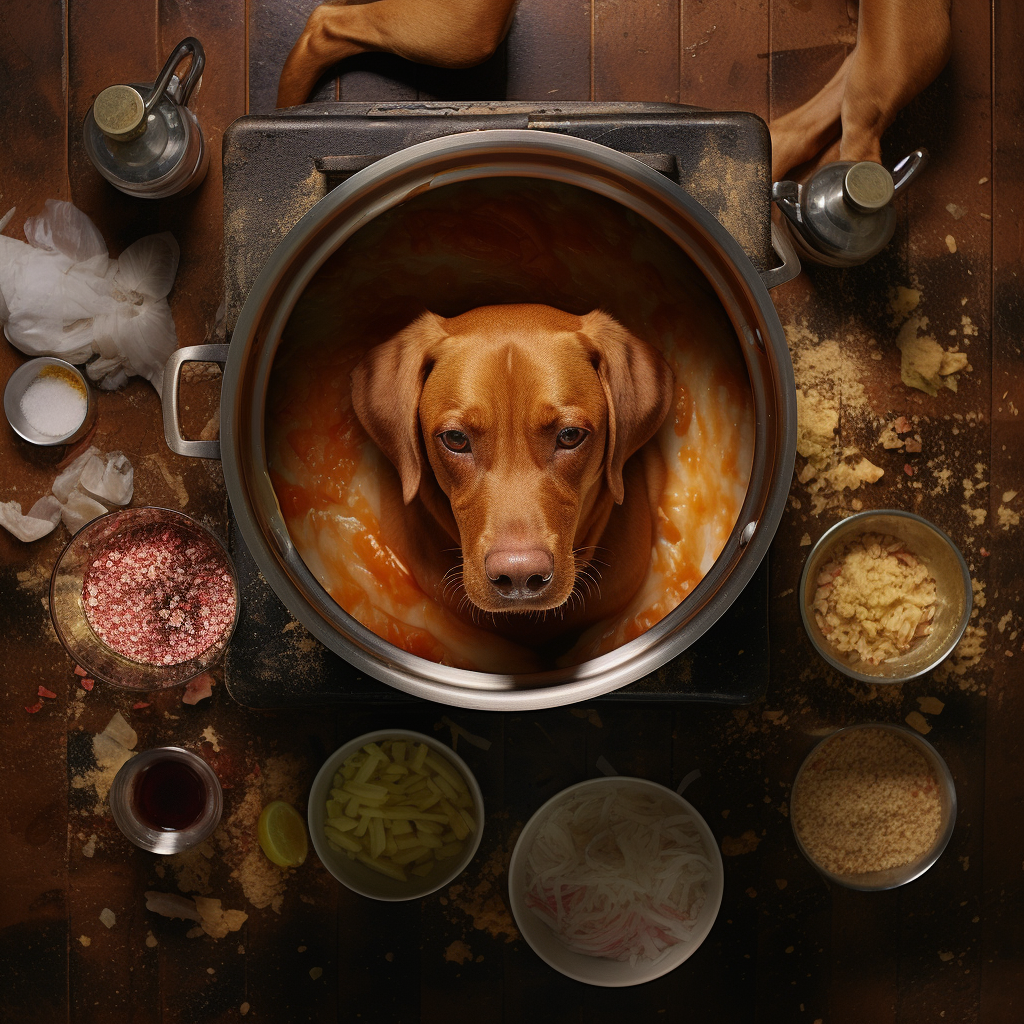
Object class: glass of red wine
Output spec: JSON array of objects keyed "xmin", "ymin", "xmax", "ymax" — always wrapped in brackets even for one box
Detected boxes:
[{"xmin": 109, "ymin": 747, "xmax": 223, "ymax": 853}]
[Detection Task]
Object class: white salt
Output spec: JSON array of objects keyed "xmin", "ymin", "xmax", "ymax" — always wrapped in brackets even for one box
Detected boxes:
[{"xmin": 20, "ymin": 376, "xmax": 86, "ymax": 437}]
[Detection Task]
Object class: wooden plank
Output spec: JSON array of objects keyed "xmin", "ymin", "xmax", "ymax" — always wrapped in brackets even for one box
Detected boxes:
[
  {"xmin": 67, "ymin": 0, "xmax": 161, "ymax": 246},
  {"xmin": 593, "ymin": 0, "xmax": 680, "ymax": 103},
  {"xmin": 505, "ymin": 0, "xmax": 592, "ymax": 102},
  {"xmin": 420, "ymin": 711, "xmax": 506, "ymax": 1024},
  {"xmin": 983, "ymin": 0, "xmax": 1024, "ymax": 1018},
  {"xmin": 157, "ymin": 2, "xmax": 248, "ymax": 350},
  {"xmin": 249, "ymin": 0, "xmax": 338, "ymax": 113},
  {"xmin": 0, "ymin": 6, "xmax": 72, "ymax": 1024},
  {"xmin": 502, "ymin": 710, "xmax": 588, "ymax": 1024},
  {"xmin": 888, "ymin": 1, "xmax": 992, "ymax": 1015},
  {"xmin": 680, "ymin": 0, "xmax": 770, "ymax": 119},
  {"xmin": 767, "ymin": 0, "xmax": 853, "ymax": 123}
]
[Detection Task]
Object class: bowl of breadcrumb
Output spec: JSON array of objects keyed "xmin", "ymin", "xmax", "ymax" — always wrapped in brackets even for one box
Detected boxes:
[
  {"xmin": 799, "ymin": 510, "xmax": 972, "ymax": 684},
  {"xmin": 790, "ymin": 723, "xmax": 957, "ymax": 890}
]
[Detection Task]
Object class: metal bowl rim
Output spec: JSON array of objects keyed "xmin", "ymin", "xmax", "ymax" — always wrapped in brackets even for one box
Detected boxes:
[
  {"xmin": 789, "ymin": 721, "xmax": 958, "ymax": 891},
  {"xmin": 798, "ymin": 508, "xmax": 973, "ymax": 684},
  {"xmin": 222, "ymin": 128, "xmax": 796, "ymax": 709}
]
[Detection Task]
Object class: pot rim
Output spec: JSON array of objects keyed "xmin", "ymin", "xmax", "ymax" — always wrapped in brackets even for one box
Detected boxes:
[{"xmin": 222, "ymin": 129, "xmax": 796, "ymax": 710}]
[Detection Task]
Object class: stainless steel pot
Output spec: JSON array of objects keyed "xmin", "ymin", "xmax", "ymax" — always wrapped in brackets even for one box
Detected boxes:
[{"xmin": 164, "ymin": 130, "xmax": 798, "ymax": 710}]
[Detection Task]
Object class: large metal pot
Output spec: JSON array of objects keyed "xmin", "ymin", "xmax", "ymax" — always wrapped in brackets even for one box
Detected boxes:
[{"xmin": 165, "ymin": 130, "xmax": 798, "ymax": 710}]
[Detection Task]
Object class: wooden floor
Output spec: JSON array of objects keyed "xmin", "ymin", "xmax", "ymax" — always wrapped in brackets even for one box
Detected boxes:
[{"xmin": 1, "ymin": 1, "xmax": 1023, "ymax": 1021}]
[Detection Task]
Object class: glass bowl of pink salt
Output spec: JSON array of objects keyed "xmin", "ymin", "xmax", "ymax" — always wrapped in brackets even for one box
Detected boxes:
[{"xmin": 49, "ymin": 507, "xmax": 239, "ymax": 690}]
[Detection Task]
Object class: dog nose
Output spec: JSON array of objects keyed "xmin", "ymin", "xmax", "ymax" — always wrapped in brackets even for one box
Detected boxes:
[{"xmin": 484, "ymin": 548, "xmax": 554, "ymax": 600}]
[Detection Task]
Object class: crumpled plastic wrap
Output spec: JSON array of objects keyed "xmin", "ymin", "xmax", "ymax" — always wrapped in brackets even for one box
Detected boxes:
[
  {"xmin": 0, "ymin": 495, "xmax": 63, "ymax": 542},
  {"xmin": 0, "ymin": 200, "xmax": 179, "ymax": 396},
  {"xmin": 0, "ymin": 447, "xmax": 135, "ymax": 542}
]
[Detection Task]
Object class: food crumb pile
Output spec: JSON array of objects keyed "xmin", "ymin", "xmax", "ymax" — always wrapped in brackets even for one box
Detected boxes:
[
  {"xmin": 791, "ymin": 727, "xmax": 943, "ymax": 876},
  {"xmin": 811, "ymin": 532, "xmax": 937, "ymax": 665},
  {"xmin": 82, "ymin": 521, "xmax": 236, "ymax": 666}
]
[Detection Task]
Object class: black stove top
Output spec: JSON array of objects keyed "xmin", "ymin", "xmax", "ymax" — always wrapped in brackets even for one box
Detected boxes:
[{"xmin": 220, "ymin": 100, "xmax": 773, "ymax": 708}]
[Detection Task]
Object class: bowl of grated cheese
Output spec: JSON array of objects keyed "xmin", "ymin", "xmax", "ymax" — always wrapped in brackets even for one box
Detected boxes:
[
  {"xmin": 799, "ymin": 510, "xmax": 972, "ymax": 684},
  {"xmin": 508, "ymin": 776, "xmax": 723, "ymax": 986}
]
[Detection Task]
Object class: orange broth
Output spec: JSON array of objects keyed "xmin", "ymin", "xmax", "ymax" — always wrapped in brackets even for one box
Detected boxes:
[{"xmin": 266, "ymin": 178, "xmax": 753, "ymax": 671}]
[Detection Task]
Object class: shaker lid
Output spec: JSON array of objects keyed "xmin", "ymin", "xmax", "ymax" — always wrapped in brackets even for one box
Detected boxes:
[
  {"xmin": 93, "ymin": 85, "xmax": 148, "ymax": 142},
  {"xmin": 843, "ymin": 162, "xmax": 895, "ymax": 213},
  {"xmin": 84, "ymin": 88, "xmax": 191, "ymax": 186}
]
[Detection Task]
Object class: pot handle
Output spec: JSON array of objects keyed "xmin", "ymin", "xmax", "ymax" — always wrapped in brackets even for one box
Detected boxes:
[
  {"xmin": 162, "ymin": 344, "xmax": 228, "ymax": 459},
  {"xmin": 760, "ymin": 221, "xmax": 802, "ymax": 290}
]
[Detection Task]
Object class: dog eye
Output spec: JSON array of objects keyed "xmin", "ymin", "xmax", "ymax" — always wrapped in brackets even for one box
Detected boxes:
[
  {"xmin": 439, "ymin": 430, "xmax": 471, "ymax": 453},
  {"xmin": 556, "ymin": 427, "xmax": 588, "ymax": 450}
]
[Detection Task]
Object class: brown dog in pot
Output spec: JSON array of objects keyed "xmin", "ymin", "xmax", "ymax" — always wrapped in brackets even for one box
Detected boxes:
[{"xmin": 350, "ymin": 303, "xmax": 674, "ymax": 647}]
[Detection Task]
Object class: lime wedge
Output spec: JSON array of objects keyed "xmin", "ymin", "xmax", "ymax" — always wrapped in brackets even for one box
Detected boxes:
[{"xmin": 258, "ymin": 800, "xmax": 308, "ymax": 868}]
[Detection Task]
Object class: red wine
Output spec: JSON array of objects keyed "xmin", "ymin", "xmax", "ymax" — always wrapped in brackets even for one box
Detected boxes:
[{"xmin": 133, "ymin": 758, "xmax": 207, "ymax": 831}]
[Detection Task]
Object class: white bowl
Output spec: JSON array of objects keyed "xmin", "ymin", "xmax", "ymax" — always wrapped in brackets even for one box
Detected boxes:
[
  {"xmin": 307, "ymin": 729, "xmax": 484, "ymax": 901},
  {"xmin": 508, "ymin": 776, "xmax": 724, "ymax": 987}
]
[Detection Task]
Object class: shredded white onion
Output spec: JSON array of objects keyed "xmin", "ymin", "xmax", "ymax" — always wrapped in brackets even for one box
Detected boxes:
[{"xmin": 523, "ymin": 785, "xmax": 713, "ymax": 966}]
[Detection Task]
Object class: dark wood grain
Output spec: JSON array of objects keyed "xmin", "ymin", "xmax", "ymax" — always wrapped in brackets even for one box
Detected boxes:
[
  {"xmin": 984, "ymin": 0, "xmax": 1024, "ymax": 1020},
  {"xmin": 506, "ymin": 0, "xmax": 592, "ymax": 101},
  {"xmin": 680, "ymin": 0, "xmax": 770, "ymax": 118},
  {"xmin": 593, "ymin": 0, "xmax": 680, "ymax": 103},
  {"xmin": 0, "ymin": 4, "xmax": 73, "ymax": 1021}
]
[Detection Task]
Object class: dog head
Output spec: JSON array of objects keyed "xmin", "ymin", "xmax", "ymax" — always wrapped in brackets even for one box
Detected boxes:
[{"xmin": 350, "ymin": 304, "xmax": 674, "ymax": 615}]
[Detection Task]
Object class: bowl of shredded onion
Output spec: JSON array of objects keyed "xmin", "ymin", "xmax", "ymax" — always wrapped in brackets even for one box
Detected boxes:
[{"xmin": 508, "ymin": 777, "xmax": 723, "ymax": 986}]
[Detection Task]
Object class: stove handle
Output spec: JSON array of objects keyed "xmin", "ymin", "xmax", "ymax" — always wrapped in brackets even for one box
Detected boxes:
[
  {"xmin": 760, "ymin": 221, "xmax": 802, "ymax": 290},
  {"xmin": 162, "ymin": 344, "xmax": 228, "ymax": 459}
]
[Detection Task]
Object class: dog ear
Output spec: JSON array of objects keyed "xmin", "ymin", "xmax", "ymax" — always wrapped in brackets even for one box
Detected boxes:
[
  {"xmin": 577, "ymin": 311, "xmax": 675, "ymax": 504},
  {"xmin": 350, "ymin": 312, "xmax": 448, "ymax": 504}
]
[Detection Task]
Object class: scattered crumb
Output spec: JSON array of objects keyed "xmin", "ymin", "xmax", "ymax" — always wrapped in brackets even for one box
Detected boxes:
[
  {"xmin": 182, "ymin": 672, "xmax": 215, "ymax": 705},
  {"xmin": 568, "ymin": 707, "xmax": 603, "ymax": 729},
  {"xmin": 721, "ymin": 830, "xmax": 761, "ymax": 856},
  {"xmin": 998, "ymin": 506, "xmax": 1020, "ymax": 530},
  {"xmin": 896, "ymin": 317, "xmax": 969, "ymax": 396},
  {"xmin": 775, "ymin": 879, "xmax": 788, "ymax": 890},
  {"xmin": 445, "ymin": 840, "xmax": 519, "ymax": 942},
  {"xmin": 800, "ymin": 533, "xmax": 811, "ymax": 546},
  {"xmin": 78, "ymin": 936, "xmax": 91, "ymax": 947},
  {"xmin": 939, "ymin": 950, "xmax": 955, "ymax": 961},
  {"xmin": 82, "ymin": 835, "xmax": 97, "ymax": 858},
  {"xmin": 240, "ymin": 1003, "xmax": 250, "ymax": 1015},
  {"xmin": 99, "ymin": 908, "xmax": 116, "ymax": 929},
  {"xmin": 445, "ymin": 940, "xmax": 474, "ymax": 965},
  {"xmin": 918, "ymin": 696, "xmax": 945, "ymax": 715},
  {"xmin": 905, "ymin": 711, "xmax": 932, "ymax": 735},
  {"xmin": 309, "ymin": 967, "xmax": 323, "ymax": 981},
  {"xmin": 945, "ymin": 235, "xmax": 957, "ymax": 253}
]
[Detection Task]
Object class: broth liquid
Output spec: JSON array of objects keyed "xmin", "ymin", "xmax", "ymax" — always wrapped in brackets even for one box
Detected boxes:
[{"xmin": 134, "ymin": 759, "xmax": 207, "ymax": 831}]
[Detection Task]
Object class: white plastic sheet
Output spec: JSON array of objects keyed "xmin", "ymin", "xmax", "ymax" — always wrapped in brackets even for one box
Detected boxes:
[{"xmin": 0, "ymin": 200, "xmax": 179, "ymax": 396}]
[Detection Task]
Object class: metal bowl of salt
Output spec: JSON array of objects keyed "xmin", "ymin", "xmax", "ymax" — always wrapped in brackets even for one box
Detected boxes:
[{"xmin": 4, "ymin": 356, "xmax": 96, "ymax": 446}]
